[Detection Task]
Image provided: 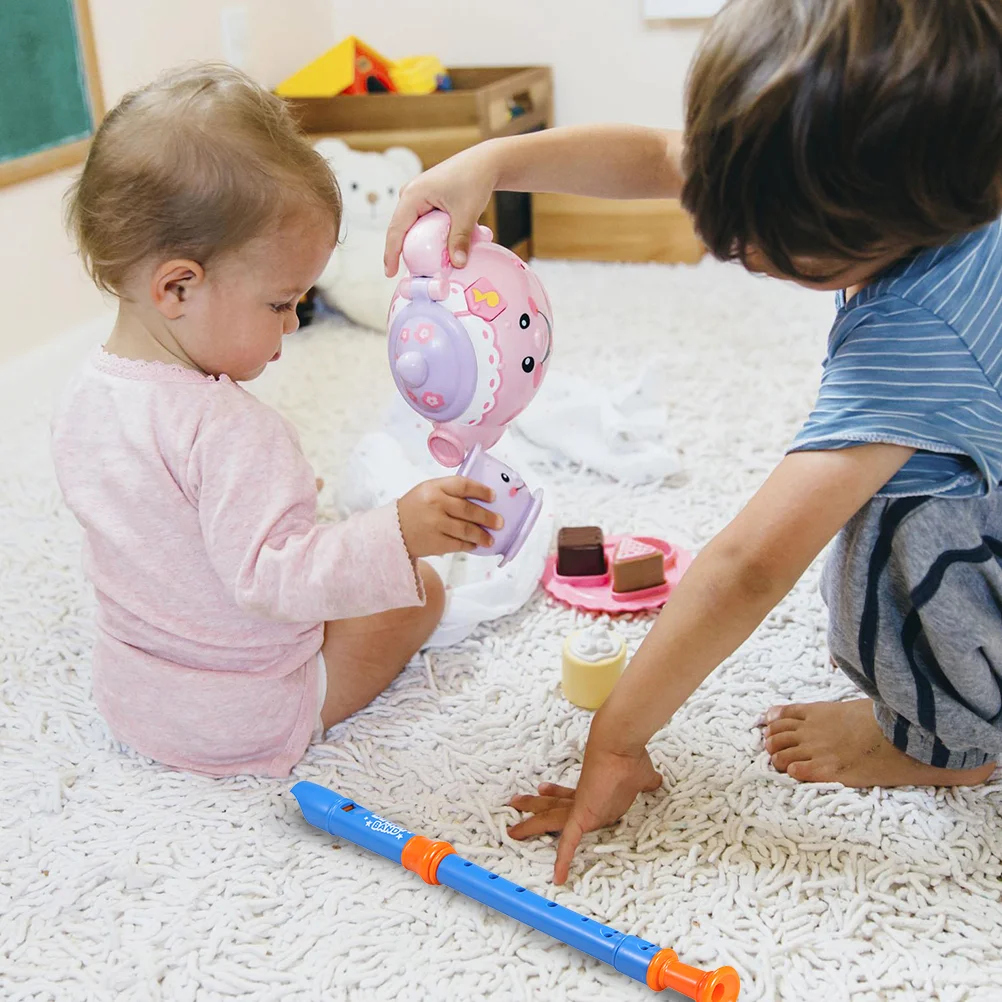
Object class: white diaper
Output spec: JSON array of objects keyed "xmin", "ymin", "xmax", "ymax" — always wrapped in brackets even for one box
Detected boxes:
[{"xmin": 313, "ymin": 650, "xmax": 328, "ymax": 741}]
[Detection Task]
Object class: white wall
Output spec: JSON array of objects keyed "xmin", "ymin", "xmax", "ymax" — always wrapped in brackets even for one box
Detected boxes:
[
  {"xmin": 329, "ymin": 1, "xmax": 706, "ymax": 129},
  {"xmin": 0, "ymin": 0, "xmax": 334, "ymax": 365}
]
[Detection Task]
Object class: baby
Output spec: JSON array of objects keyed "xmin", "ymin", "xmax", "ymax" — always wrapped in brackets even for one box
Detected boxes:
[
  {"xmin": 52, "ymin": 64, "xmax": 499, "ymax": 777},
  {"xmin": 385, "ymin": 0, "xmax": 1002, "ymax": 881}
]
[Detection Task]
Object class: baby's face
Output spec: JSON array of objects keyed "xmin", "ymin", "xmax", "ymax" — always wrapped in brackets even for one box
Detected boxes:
[{"xmin": 179, "ymin": 210, "xmax": 335, "ymax": 381}]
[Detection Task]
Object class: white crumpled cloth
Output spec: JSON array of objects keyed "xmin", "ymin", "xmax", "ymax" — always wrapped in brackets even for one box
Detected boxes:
[{"xmin": 512, "ymin": 368, "xmax": 681, "ymax": 486}]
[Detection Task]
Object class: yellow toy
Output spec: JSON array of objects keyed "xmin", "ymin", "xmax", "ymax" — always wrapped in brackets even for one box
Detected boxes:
[
  {"xmin": 390, "ymin": 56, "xmax": 449, "ymax": 96},
  {"xmin": 561, "ymin": 626, "xmax": 627, "ymax": 710},
  {"xmin": 276, "ymin": 37, "xmax": 395, "ymax": 98},
  {"xmin": 276, "ymin": 38, "xmax": 449, "ymax": 99}
]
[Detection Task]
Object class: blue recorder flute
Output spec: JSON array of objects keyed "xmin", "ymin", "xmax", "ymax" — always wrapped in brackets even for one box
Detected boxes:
[{"xmin": 292, "ymin": 782, "xmax": 740, "ymax": 1000}]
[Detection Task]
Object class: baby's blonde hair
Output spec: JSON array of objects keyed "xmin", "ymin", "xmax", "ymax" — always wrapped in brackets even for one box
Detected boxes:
[{"xmin": 67, "ymin": 63, "xmax": 342, "ymax": 295}]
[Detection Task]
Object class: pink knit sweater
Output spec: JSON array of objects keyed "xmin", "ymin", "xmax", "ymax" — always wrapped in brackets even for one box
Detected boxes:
[{"xmin": 51, "ymin": 350, "xmax": 423, "ymax": 777}]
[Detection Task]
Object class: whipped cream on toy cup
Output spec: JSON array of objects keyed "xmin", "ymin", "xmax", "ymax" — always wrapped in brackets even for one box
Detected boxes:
[{"xmin": 569, "ymin": 625, "xmax": 625, "ymax": 663}]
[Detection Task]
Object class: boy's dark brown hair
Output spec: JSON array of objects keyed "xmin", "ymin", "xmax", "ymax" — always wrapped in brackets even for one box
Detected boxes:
[
  {"xmin": 681, "ymin": 0, "xmax": 1002, "ymax": 281},
  {"xmin": 67, "ymin": 63, "xmax": 342, "ymax": 295}
]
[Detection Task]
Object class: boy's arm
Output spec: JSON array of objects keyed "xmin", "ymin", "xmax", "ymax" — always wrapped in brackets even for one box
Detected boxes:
[
  {"xmin": 492, "ymin": 126, "xmax": 684, "ymax": 199},
  {"xmin": 509, "ymin": 443, "xmax": 914, "ymax": 883},
  {"xmin": 596, "ymin": 444, "xmax": 913, "ymax": 750},
  {"xmin": 385, "ymin": 127, "xmax": 682, "ymax": 275}
]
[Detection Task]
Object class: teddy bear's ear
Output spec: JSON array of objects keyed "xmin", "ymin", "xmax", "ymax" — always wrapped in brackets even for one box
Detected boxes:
[
  {"xmin": 383, "ymin": 146, "xmax": 423, "ymax": 180},
  {"xmin": 314, "ymin": 137, "xmax": 352, "ymax": 167}
]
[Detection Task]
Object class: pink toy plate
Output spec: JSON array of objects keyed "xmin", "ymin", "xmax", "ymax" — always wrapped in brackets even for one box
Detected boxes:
[{"xmin": 542, "ymin": 534, "xmax": 692, "ymax": 614}]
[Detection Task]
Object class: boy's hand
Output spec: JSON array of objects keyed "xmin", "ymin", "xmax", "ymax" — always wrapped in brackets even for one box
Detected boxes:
[
  {"xmin": 507, "ymin": 744, "xmax": 662, "ymax": 885},
  {"xmin": 398, "ymin": 476, "xmax": 500, "ymax": 558},
  {"xmin": 384, "ymin": 143, "xmax": 499, "ymax": 277}
]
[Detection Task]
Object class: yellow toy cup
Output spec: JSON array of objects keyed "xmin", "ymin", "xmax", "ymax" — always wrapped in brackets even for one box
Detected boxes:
[{"xmin": 562, "ymin": 626, "xmax": 627, "ymax": 710}]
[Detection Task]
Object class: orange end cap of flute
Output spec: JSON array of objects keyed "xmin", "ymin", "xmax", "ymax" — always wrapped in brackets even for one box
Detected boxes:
[
  {"xmin": 401, "ymin": 836, "xmax": 456, "ymax": 885},
  {"xmin": 646, "ymin": 949, "xmax": 740, "ymax": 1001}
]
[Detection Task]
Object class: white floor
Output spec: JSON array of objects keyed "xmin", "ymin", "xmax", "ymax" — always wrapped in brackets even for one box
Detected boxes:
[{"xmin": 3, "ymin": 258, "xmax": 1001, "ymax": 1002}]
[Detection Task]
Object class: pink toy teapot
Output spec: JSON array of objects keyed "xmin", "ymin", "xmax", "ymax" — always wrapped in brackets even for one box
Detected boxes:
[
  {"xmin": 388, "ymin": 210, "xmax": 552, "ymax": 566},
  {"xmin": 388, "ymin": 210, "xmax": 553, "ymax": 467}
]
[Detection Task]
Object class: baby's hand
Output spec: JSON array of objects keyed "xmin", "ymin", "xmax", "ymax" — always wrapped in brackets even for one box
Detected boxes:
[{"xmin": 398, "ymin": 476, "xmax": 501, "ymax": 558}]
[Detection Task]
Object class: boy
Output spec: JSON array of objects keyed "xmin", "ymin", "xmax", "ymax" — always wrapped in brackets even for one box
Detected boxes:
[{"xmin": 385, "ymin": 0, "xmax": 1002, "ymax": 883}]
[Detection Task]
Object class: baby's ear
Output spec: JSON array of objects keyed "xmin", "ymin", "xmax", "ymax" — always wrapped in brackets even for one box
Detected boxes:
[
  {"xmin": 314, "ymin": 137, "xmax": 351, "ymax": 168},
  {"xmin": 383, "ymin": 146, "xmax": 423, "ymax": 180},
  {"xmin": 151, "ymin": 260, "xmax": 204, "ymax": 320}
]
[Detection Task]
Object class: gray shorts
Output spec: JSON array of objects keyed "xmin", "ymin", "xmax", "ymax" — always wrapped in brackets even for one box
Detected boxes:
[{"xmin": 823, "ymin": 492, "xmax": 1002, "ymax": 769}]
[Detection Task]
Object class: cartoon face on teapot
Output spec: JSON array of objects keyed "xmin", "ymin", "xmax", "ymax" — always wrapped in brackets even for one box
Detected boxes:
[{"xmin": 388, "ymin": 210, "xmax": 554, "ymax": 467}]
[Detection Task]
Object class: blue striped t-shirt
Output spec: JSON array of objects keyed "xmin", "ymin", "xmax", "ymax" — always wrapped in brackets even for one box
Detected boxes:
[{"xmin": 790, "ymin": 218, "xmax": 1002, "ymax": 497}]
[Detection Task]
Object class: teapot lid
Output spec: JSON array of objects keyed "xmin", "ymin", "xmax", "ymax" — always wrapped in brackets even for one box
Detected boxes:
[{"xmin": 388, "ymin": 279, "xmax": 478, "ymax": 423}]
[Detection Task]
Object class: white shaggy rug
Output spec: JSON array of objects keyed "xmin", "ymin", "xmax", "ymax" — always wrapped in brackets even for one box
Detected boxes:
[{"xmin": 3, "ymin": 258, "xmax": 1002, "ymax": 1002}]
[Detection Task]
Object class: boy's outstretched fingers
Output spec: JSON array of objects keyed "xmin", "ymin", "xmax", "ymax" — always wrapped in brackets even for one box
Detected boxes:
[
  {"xmin": 508, "ymin": 750, "xmax": 662, "ymax": 883},
  {"xmin": 554, "ymin": 818, "xmax": 586, "ymax": 886},
  {"xmin": 507, "ymin": 794, "xmax": 591, "ymax": 885},
  {"xmin": 506, "ymin": 802, "xmax": 570, "ymax": 839},
  {"xmin": 507, "ymin": 784, "xmax": 575, "ymax": 839},
  {"xmin": 507, "ymin": 783, "xmax": 584, "ymax": 883}
]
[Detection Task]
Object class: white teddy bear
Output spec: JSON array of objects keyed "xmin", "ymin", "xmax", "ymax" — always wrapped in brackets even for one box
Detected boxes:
[{"xmin": 313, "ymin": 138, "xmax": 423, "ymax": 332}]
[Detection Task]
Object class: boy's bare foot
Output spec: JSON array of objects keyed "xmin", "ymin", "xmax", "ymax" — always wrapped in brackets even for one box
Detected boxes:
[{"xmin": 761, "ymin": 700, "xmax": 996, "ymax": 787}]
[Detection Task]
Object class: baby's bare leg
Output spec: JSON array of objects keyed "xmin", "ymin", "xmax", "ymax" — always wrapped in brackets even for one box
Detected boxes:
[{"xmin": 319, "ymin": 561, "xmax": 444, "ymax": 731}]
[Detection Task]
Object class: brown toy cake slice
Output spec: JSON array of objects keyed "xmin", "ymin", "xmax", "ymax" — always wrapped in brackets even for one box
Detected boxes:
[
  {"xmin": 557, "ymin": 526, "xmax": 607, "ymax": 577},
  {"xmin": 612, "ymin": 538, "xmax": 665, "ymax": 593}
]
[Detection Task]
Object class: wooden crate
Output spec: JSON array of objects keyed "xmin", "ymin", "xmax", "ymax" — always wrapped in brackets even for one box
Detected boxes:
[
  {"xmin": 285, "ymin": 67, "xmax": 553, "ymax": 259},
  {"xmin": 285, "ymin": 66, "xmax": 552, "ymax": 141}
]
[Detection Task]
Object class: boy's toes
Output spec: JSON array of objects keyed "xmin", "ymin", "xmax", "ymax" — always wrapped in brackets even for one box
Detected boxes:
[
  {"xmin": 770, "ymin": 745, "xmax": 813, "ymax": 774},
  {"xmin": 786, "ymin": 757, "xmax": 839, "ymax": 783},
  {"xmin": 764, "ymin": 703, "xmax": 810, "ymax": 725},
  {"xmin": 763, "ymin": 729, "xmax": 801, "ymax": 755},
  {"xmin": 763, "ymin": 716, "xmax": 802, "ymax": 738}
]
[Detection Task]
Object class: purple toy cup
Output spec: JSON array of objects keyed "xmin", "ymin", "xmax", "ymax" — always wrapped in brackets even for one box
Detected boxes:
[{"xmin": 458, "ymin": 445, "xmax": 543, "ymax": 567}]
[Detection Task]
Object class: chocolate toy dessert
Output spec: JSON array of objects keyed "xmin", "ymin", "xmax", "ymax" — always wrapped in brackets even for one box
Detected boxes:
[{"xmin": 556, "ymin": 526, "xmax": 607, "ymax": 577}]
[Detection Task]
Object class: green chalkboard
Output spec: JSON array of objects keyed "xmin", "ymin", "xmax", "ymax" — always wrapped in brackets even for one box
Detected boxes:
[{"xmin": 0, "ymin": 0, "xmax": 96, "ymax": 165}]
